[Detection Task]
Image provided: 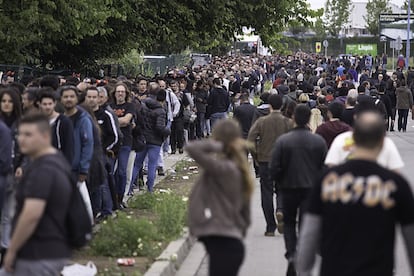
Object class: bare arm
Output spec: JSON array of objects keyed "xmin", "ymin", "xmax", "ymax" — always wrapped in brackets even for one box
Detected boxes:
[
  {"xmin": 185, "ymin": 140, "xmax": 229, "ymax": 174},
  {"xmin": 8, "ymin": 199, "xmax": 46, "ymax": 254},
  {"xmin": 296, "ymin": 214, "xmax": 322, "ymax": 276},
  {"xmin": 402, "ymin": 223, "xmax": 414, "ymax": 274},
  {"xmin": 119, "ymin": 113, "xmax": 133, "ymax": 127}
]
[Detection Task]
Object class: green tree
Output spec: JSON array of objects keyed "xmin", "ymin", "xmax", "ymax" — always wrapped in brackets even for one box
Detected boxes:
[
  {"xmin": 403, "ymin": 0, "xmax": 414, "ymax": 13},
  {"xmin": 314, "ymin": 17, "xmax": 328, "ymax": 38},
  {"xmin": 364, "ymin": 0, "xmax": 391, "ymax": 36},
  {"xmin": 0, "ymin": 0, "xmax": 315, "ymax": 69},
  {"xmin": 324, "ymin": 0, "xmax": 352, "ymax": 37},
  {"xmin": 0, "ymin": 0, "xmax": 121, "ymax": 66}
]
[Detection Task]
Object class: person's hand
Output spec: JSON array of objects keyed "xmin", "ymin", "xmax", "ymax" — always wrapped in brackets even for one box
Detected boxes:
[
  {"xmin": 106, "ymin": 150, "xmax": 115, "ymax": 159},
  {"xmin": 78, "ymin": 174, "xmax": 87, "ymax": 183},
  {"xmin": 15, "ymin": 167, "xmax": 23, "ymax": 179},
  {"xmin": 3, "ymin": 250, "xmax": 16, "ymax": 273}
]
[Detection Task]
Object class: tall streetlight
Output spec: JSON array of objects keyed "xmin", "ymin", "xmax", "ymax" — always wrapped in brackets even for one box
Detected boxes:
[{"xmin": 407, "ymin": 0, "xmax": 411, "ymax": 69}]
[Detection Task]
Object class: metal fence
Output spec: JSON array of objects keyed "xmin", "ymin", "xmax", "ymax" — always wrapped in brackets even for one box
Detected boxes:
[{"xmin": 137, "ymin": 54, "xmax": 192, "ymax": 76}]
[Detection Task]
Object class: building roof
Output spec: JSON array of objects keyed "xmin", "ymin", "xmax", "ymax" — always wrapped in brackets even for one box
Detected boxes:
[{"xmin": 348, "ymin": 1, "xmax": 404, "ymax": 30}]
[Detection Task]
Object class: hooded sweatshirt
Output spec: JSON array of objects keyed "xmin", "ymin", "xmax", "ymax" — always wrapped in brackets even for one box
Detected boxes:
[
  {"xmin": 251, "ymin": 103, "xmax": 270, "ymax": 125},
  {"xmin": 315, "ymin": 120, "xmax": 352, "ymax": 149}
]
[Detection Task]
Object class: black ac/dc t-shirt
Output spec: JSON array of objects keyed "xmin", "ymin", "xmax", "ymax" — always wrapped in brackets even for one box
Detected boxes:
[
  {"xmin": 308, "ymin": 159, "xmax": 414, "ymax": 276},
  {"xmin": 110, "ymin": 102, "xmax": 135, "ymax": 147},
  {"xmin": 14, "ymin": 153, "xmax": 72, "ymax": 260}
]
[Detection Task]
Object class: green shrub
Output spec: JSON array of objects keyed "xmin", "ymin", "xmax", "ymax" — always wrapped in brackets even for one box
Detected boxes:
[
  {"xmin": 90, "ymin": 191, "xmax": 187, "ymax": 259},
  {"xmin": 128, "ymin": 192, "xmax": 157, "ymax": 210},
  {"xmin": 90, "ymin": 213, "xmax": 162, "ymax": 258},
  {"xmin": 174, "ymin": 160, "xmax": 191, "ymax": 173},
  {"xmin": 154, "ymin": 193, "xmax": 187, "ymax": 239}
]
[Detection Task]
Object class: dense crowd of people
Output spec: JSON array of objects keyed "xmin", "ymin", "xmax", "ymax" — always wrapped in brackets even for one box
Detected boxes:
[{"xmin": 0, "ymin": 51, "xmax": 414, "ymax": 275}]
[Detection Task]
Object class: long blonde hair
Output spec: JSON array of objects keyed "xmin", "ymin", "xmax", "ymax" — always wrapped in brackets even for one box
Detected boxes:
[{"xmin": 212, "ymin": 119, "xmax": 254, "ymax": 201}]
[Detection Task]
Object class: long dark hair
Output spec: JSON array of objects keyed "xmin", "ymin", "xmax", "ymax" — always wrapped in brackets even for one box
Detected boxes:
[
  {"xmin": 0, "ymin": 87, "xmax": 22, "ymax": 125},
  {"xmin": 212, "ymin": 119, "xmax": 254, "ymax": 201}
]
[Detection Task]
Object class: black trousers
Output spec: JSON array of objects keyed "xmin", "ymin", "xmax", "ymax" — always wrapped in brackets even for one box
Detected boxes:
[
  {"xmin": 200, "ymin": 236, "xmax": 245, "ymax": 276},
  {"xmin": 196, "ymin": 112, "xmax": 206, "ymax": 138},
  {"xmin": 259, "ymin": 162, "xmax": 277, "ymax": 232},
  {"xmin": 280, "ymin": 188, "xmax": 311, "ymax": 260},
  {"xmin": 170, "ymin": 117, "xmax": 184, "ymax": 152},
  {"xmin": 397, "ymin": 109, "xmax": 409, "ymax": 131}
]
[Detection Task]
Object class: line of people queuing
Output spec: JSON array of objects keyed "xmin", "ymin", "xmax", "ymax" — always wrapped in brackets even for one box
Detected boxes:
[
  {"xmin": 1, "ymin": 51, "xmax": 414, "ymax": 275},
  {"xmin": 183, "ymin": 53, "xmax": 414, "ymax": 276}
]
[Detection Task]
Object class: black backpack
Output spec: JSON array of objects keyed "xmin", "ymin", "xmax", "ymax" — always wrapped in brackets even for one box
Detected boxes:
[
  {"xmin": 66, "ymin": 179, "xmax": 93, "ymax": 248},
  {"xmin": 25, "ymin": 158, "xmax": 92, "ymax": 249},
  {"xmin": 49, "ymin": 160, "xmax": 93, "ymax": 249}
]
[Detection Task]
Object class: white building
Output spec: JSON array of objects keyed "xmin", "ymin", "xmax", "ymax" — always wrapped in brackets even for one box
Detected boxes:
[{"xmin": 343, "ymin": 1, "xmax": 404, "ymax": 37}]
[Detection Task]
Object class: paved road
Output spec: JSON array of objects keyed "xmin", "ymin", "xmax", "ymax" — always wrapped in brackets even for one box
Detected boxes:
[{"xmin": 177, "ymin": 125, "xmax": 414, "ymax": 276}]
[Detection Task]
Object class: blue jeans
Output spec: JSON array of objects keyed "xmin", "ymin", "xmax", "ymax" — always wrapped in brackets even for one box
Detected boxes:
[
  {"xmin": 90, "ymin": 178, "xmax": 113, "ymax": 216},
  {"xmin": 132, "ymin": 144, "xmax": 161, "ymax": 192},
  {"xmin": 0, "ymin": 175, "xmax": 6, "ymax": 213},
  {"xmin": 210, "ymin": 112, "xmax": 227, "ymax": 129},
  {"xmin": 116, "ymin": 146, "xmax": 131, "ymax": 196},
  {"xmin": 1, "ymin": 177, "xmax": 14, "ymax": 249}
]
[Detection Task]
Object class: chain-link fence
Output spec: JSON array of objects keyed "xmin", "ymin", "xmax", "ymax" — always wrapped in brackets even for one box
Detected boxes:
[{"xmin": 137, "ymin": 54, "xmax": 192, "ymax": 76}]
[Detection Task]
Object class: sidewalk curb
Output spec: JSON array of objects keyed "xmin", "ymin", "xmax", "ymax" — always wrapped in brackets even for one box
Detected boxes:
[
  {"xmin": 141, "ymin": 154, "xmax": 197, "ymax": 276},
  {"xmin": 144, "ymin": 228, "xmax": 196, "ymax": 276}
]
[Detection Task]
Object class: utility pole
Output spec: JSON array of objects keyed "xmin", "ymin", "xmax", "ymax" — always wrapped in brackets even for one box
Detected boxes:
[{"xmin": 407, "ymin": 0, "xmax": 411, "ymax": 69}]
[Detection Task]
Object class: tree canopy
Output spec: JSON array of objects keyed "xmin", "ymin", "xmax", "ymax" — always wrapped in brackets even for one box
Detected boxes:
[
  {"xmin": 364, "ymin": 0, "xmax": 391, "ymax": 36},
  {"xmin": 0, "ymin": 0, "xmax": 314, "ymax": 69},
  {"xmin": 323, "ymin": 0, "xmax": 352, "ymax": 37}
]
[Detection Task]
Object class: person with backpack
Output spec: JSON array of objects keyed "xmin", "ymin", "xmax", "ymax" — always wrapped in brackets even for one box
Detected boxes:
[
  {"xmin": 131, "ymin": 89, "xmax": 170, "ymax": 192},
  {"xmin": 1, "ymin": 113, "xmax": 73, "ymax": 275}
]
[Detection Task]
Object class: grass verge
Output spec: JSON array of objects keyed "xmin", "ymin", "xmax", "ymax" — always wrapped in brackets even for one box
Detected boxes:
[{"xmin": 72, "ymin": 159, "xmax": 198, "ymax": 275}]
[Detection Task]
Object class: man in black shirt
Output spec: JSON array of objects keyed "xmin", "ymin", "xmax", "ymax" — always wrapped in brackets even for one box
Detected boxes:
[
  {"xmin": 1, "ymin": 113, "xmax": 71, "ymax": 275},
  {"xmin": 207, "ymin": 78, "xmax": 230, "ymax": 128},
  {"xmin": 110, "ymin": 82, "xmax": 135, "ymax": 207},
  {"xmin": 233, "ymin": 93, "xmax": 255, "ymax": 139},
  {"xmin": 297, "ymin": 111, "xmax": 414, "ymax": 276}
]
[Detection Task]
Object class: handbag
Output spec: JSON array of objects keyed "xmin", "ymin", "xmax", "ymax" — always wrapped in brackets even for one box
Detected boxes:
[
  {"xmin": 183, "ymin": 109, "xmax": 192, "ymax": 123},
  {"xmin": 77, "ymin": 181, "xmax": 94, "ymax": 225}
]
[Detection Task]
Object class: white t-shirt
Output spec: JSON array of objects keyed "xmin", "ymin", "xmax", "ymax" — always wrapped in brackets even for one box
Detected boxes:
[
  {"xmin": 325, "ymin": 131, "xmax": 404, "ymax": 171},
  {"xmin": 222, "ymin": 78, "xmax": 230, "ymax": 91}
]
